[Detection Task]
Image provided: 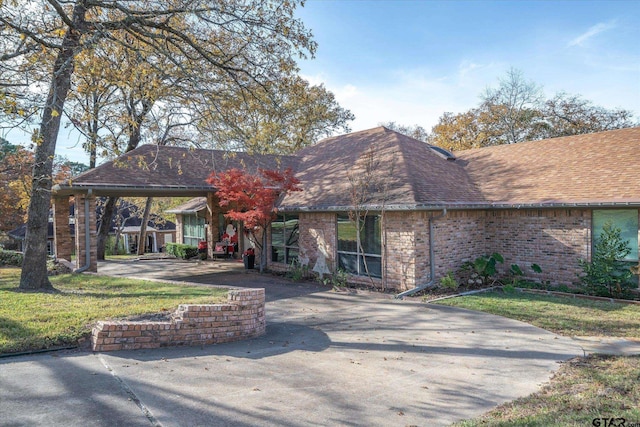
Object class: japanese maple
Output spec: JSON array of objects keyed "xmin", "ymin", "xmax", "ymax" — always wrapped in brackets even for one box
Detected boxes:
[{"xmin": 207, "ymin": 168, "xmax": 301, "ymax": 272}]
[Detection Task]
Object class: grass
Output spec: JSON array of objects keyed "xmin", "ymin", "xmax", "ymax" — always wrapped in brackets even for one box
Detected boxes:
[
  {"xmin": 434, "ymin": 290, "xmax": 640, "ymax": 339},
  {"xmin": 0, "ymin": 267, "xmax": 227, "ymax": 354},
  {"xmin": 435, "ymin": 290, "xmax": 640, "ymax": 426},
  {"xmin": 455, "ymin": 354, "xmax": 640, "ymax": 427}
]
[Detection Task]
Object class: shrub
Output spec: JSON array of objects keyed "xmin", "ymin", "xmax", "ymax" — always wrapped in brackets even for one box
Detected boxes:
[
  {"xmin": 579, "ymin": 221, "xmax": 636, "ymax": 298},
  {"xmin": 286, "ymin": 259, "xmax": 311, "ymax": 281},
  {"xmin": 319, "ymin": 269, "xmax": 349, "ymax": 290},
  {"xmin": 165, "ymin": 243, "xmax": 198, "ymax": 260},
  {"xmin": 461, "ymin": 253, "xmax": 504, "ymax": 286},
  {"xmin": 439, "ymin": 271, "xmax": 459, "ymax": 290},
  {"xmin": 506, "ymin": 262, "xmax": 542, "ymax": 286},
  {"xmin": 0, "ymin": 249, "xmax": 23, "ymax": 266}
]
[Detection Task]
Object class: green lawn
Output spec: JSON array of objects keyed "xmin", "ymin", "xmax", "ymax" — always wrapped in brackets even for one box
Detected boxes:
[
  {"xmin": 0, "ymin": 268, "xmax": 227, "ymax": 354},
  {"xmin": 435, "ymin": 290, "xmax": 640, "ymax": 426}
]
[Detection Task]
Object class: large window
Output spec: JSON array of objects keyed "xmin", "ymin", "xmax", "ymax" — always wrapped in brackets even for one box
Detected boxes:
[
  {"xmin": 337, "ymin": 213, "xmax": 382, "ymax": 278},
  {"xmin": 271, "ymin": 214, "xmax": 299, "ymax": 264},
  {"xmin": 593, "ymin": 209, "xmax": 639, "ymax": 261},
  {"xmin": 183, "ymin": 214, "xmax": 205, "ymax": 247}
]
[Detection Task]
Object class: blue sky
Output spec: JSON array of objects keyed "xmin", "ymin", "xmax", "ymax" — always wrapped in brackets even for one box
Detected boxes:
[
  {"xmin": 5, "ymin": 0, "xmax": 639, "ymax": 164},
  {"xmin": 295, "ymin": 0, "xmax": 640, "ymax": 132}
]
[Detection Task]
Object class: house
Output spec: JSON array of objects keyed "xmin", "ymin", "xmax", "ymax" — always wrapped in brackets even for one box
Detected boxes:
[
  {"xmin": 9, "ymin": 199, "xmax": 176, "ymax": 257},
  {"xmin": 51, "ymin": 126, "xmax": 640, "ymax": 293}
]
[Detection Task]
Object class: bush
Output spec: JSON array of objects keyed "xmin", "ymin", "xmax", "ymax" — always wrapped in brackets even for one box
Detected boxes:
[
  {"xmin": 439, "ymin": 271, "xmax": 459, "ymax": 290},
  {"xmin": 165, "ymin": 243, "xmax": 198, "ymax": 260},
  {"xmin": 579, "ymin": 221, "xmax": 636, "ymax": 298},
  {"xmin": 0, "ymin": 249, "xmax": 23, "ymax": 266},
  {"xmin": 461, "ymin": 253, "xmax": 504, "ymax": 286}
]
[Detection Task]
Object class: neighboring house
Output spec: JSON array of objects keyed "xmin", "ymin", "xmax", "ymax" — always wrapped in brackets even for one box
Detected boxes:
[
  {"xmin": 51, "ymin": 126, "xmax": 640, "ymax": 293},
  {"xmin": 8, "ymin": 200, "xmax": 176, "ymax": 257}
]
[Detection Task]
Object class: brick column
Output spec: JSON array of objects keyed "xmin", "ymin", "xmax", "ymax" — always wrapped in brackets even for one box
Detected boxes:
[
  {"xmin": 74, "ymin": 193, "xmax": 97, "ymax": 272},
  {"xmin": 52, "ymin": 196, "xmax": 72, "ymax": 261}
]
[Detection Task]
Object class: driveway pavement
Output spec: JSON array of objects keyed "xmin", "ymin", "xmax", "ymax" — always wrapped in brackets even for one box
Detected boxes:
[{"xmin": 1, "ymin": 259, "xmax": 586, "ymax": 426}]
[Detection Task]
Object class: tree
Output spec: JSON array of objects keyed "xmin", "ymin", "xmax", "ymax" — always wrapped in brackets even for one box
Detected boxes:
[
  {"xmin": 580, "ymin": 221, "xmax": 634, "ymax": 298},
  {"xmin": 207, "ymin": 168, "xmax": 301, "ymax": 273},
  {"xmin": 542, "ymin": 92, "xmax": 636, "ymax": 137},
  {"xmin": 379, "ymin": 122, "xmax": 429, "ymax": 142},
  {"xmin": 428, "ymin": 69, "xmax": 637, "ymax": 151},
  {"xmin": 1, "ymin": 0, "xmax": 315, "ymax": 290},
  {"xmin": 193, "ymin": 75, "xmax": 354, "ymax": 154},
  {"xmin": 479, "ymin": 68, "xmax": 545, "ymax": 145}
]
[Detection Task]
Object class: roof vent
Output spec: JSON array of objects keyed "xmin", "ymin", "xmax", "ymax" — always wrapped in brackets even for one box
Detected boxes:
[{"xmin": 428, "ymin": 145, "xmax": 456, "ymax": 161}]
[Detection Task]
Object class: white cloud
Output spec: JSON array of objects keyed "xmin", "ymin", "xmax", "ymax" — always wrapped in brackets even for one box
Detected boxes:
[{"xmin": 568, "ymin": 20, "xmax": 617, "ymax": 47}]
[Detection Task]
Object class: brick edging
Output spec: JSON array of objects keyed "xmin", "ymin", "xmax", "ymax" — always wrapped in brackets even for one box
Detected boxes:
[{"xmin": 91, "ymin": 288, "xmax": 266, "ymax": 352}]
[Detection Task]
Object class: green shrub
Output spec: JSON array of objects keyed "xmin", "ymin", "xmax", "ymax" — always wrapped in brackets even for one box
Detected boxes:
[
  {"xmin": 579, "ymin": 221, "xmax": 636, "ymax": 299},
  {"xmin": 165, "ymin": 243, "xmax": 198, "ymax": 260},
  {"xmin": 319, "ymin": 269, "xmax": 349, "ymax": 290},
  {"xmin": 286, "ymin": 259, "xmax": 311, "ymax": 281},
  {"xmin": 461, "ymin": 253, "xmax": 504, "ymax": 286},
  {"xmin": 0, "ymin": 249, "xmax": 23, "ymax": 266},
  {"xmin": 439, "ymin": 271, "xmax": 459, "ymax": 290}
]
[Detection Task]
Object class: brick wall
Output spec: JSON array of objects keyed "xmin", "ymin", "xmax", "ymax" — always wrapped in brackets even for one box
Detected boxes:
[
  {"xmin": 433, "ymin": 210, "xmax": 488, "ymax": 279},
  {"xmin": 91, "ymin": 288, "xmax": 265, "ymax": 352},
  {"xmin": 290, "ymin": 207, "xmax": 599, "ymax": 291},
  {"xmin": 433, "ymin": 209, "xmax": 591, "ymax": 286},
  {"xmin": 291, "ymin": 212, "xmax": 336, "ymax": 272},
  {"xmin": 484, "ymin": 209, "xmax": 591, "ymax": 285},
  {"xmin": 74, "ymin": 194, "xmax": 97, "ymax": 272},
  {"xmin": 52, "ymin": 196, "xmax": 73, "ymax": 260}
]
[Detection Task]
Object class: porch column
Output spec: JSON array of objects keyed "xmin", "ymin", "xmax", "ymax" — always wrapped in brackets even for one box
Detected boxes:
[
  {"xmin": 52, "ymin": 196, "xmax": 72, "ymax": 261},
  {"xmin": 74, "ymin": 193, "xmax": 97, "ymax": 272}
]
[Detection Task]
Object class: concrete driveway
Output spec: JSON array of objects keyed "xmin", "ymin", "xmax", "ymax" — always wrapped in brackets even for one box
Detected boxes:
[{"xmin": 0, "ymin": 259, "xmax": 583, "ymax": 426}]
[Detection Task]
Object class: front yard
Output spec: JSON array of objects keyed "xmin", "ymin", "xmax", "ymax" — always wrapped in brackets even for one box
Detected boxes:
[{"xmin": 0, "ymin": 267, "xmax": 227, "ymax": 354}]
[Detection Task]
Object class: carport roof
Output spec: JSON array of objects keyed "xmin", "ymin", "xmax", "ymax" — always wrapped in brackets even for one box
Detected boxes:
[{"xmin": 53, "ymin": 145, "xmax": 298, "ymax": 197}]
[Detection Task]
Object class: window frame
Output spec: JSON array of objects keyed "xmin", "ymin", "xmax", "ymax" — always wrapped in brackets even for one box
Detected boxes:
[
  {"xmin": 270, "ymin": 213, "xmax": 299, "ymax": 265},
  {"xmin": 336, "ymin": 213, "xmax": 382, "ymax": 278},
  {"xmin": 182, "ymin": 214, "xmax": 206, "ymax": 247}
]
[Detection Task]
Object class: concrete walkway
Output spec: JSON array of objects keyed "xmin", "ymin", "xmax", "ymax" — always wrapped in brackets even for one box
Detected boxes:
[{"xmin": 0, "ymin": 259, "xmax": 634, "ymax": 426}]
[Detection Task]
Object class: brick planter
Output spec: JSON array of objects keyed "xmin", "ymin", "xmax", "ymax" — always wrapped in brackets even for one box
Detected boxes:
[{"xmin": 91, "ymin": 288, "xmax": 265, "ymax": 352}]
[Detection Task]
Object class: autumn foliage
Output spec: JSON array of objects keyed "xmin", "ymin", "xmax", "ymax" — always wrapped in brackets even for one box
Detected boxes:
[{"xmin": 207, "ymin": 168, "xmax": 300, "ymax": 271}]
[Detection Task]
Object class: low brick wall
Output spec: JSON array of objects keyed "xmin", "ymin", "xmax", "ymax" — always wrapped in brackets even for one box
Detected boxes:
[{"xmin": 91, "ymin": 288, "xmax": 265, "ymax": 352}]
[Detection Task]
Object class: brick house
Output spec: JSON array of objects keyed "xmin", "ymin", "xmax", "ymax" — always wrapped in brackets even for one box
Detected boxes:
[{"xmin": 52, "ymin": 126, "xmax": 640, "ymax": 293}]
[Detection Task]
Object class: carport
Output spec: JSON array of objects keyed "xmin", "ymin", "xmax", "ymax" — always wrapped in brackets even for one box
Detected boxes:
[{"xmin": 51, "ymin": 144, "xmax": 295, "ymax": 272}]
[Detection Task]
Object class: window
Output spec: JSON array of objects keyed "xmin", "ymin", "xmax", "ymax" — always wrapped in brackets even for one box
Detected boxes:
[
  {"xmin": 593, "ymin": 210, "xmax": 639, "ymax": 261},
  {"xmin": 271, "ymin": 214, "xmax": 299, "ymax": 264},
  {"xmin": 337, "ymin": 213, "xmax": 382, "ymax": 278},
  {"xmin": 183, "ymin": 214, "xmax": 205, "ymax": 247}
]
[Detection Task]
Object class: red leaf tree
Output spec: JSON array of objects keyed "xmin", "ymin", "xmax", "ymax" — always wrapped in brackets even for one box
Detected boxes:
[{"xmin": 207, "ymin": 167, "xmax": 301, "ymax": 272}]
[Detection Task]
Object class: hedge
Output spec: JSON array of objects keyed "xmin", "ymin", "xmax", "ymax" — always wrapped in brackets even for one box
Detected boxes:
[
  {"xmin": 165, "ymin": 243, "xmax": 199, "ymax": 259},
  {"xmin": 0, "ymin": 249, "xmax": 23, "ymax": 267}
]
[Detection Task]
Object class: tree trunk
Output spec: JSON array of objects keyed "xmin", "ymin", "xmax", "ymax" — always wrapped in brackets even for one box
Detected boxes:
[
  {"xmin": 95, "ymin": 99, "xmax": 150, "ymax": 258},
  {"xmin": 20, "ymin": 3, "xmax": 86, "ymax": 290},
  {"xmin": 137, "ymin": 197, "xmax": 153, "ymax": 256},
  {"xmin": 97, "ymin": 196, "xmax": 118, "ymax": 260},
  {"xmin": 260, "ymin": 228, "xmax": 268, "ymax": 273}
]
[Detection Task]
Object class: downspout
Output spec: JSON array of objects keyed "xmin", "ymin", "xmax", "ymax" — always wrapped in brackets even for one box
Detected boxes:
[
  {"xmin": 74, "ymin": 189, "xmax": 92, "ymax": 273},
  {"xmin": 395, "ymin": 208, "xmax": 447, "ymax": 299}
]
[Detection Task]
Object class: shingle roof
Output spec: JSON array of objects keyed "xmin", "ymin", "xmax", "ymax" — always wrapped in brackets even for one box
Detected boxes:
[
  {"xmin": 455, "ymin": 126, "xmax": 640, "ymax": 206},
  {"xmin": 55, "ymin": 145, "xmax": 298, "ymax": 197},
  {"xmin": 279, "ymin": 126, "xmax": 482, "ymax": 210},
  {"xmin": 58, "ymin": 126, "xmax": 640, "ymax": 210},
  {"xmin": 165, "ymin": 197, "xmax": 208, "ymax": 214}
]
